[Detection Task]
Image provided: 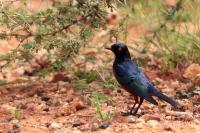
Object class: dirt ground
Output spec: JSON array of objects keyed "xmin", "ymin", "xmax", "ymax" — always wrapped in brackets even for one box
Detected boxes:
[
  {"xmin": 0, "ymin": 42, "xmax": 200, "ymax": 133},
  {"xmin": 0, "ymin": 72, "xmax": 200, "ymax": 133}
]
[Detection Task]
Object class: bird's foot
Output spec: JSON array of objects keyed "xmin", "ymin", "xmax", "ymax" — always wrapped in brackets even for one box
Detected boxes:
[
  {"xmin": 120, "ymin": 111, "xmax": 132, "ymax": 116},
  {"xmin": 120, "ymin": 111, "xmax": 141, "ymax": 117}
]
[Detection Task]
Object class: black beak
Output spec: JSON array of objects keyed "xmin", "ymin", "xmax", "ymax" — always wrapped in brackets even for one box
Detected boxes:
[{"xmin": 105, "ymin": 47, "xmax": 111, "ymax": 50}]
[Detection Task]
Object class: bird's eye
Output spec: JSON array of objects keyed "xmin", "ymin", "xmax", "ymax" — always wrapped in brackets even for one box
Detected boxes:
[{"xmin": 118, "ymin": 47, "xmax": 122, "ymax": 51}]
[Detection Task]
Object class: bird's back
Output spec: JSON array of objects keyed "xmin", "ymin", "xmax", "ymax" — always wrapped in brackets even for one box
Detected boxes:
[{"xmin": 113, "ymin": 59, "xmax": 151, "ymax": 97}]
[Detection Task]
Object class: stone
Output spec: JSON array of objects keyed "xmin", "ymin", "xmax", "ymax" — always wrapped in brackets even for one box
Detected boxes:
[
  {"xmin": 50, "ymin": 122, "xmax": 61, "ymax": 129},
  {"xmin": 91, "ymin": 123, "xmax": 99, "ymax": 131},
  {"xmin": 41, "ymin": 95, "xmax": 50, "ymax": 102},
  {"xmin": 147, "ymin": 120, "xmax": 160, "ymax": 128},
  {"xmin": 99, "ymin": 121, "xmax": 110, "ymax": 129},
  {"xmin": 128, "ymin": 116, "xmax": 137, "ymax": 123}
]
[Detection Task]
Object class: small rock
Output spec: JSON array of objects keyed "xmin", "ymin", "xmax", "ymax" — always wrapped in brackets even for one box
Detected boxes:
[
  {"xmin": 165, "ymin": 116, "xmax": 172, "ymax": 120},
  {"xmin": 45, "ymin": 122, "xmax": 51, "ymax": 128},
  {"xmin": 7, "ymin": 129, "xmax": 13, "ymax": 133},
  {"xmin": 99, "ymin": 121, "xmax": 110, "ymax": 129},
  {"xmin": 171, "ymin": 80, "xmax": 180, "ymax": 89},
  {"xmin": 135, "ymin": 123, "xmax": 143, "ymax": 129},
  {"xmin": 43, "ymin": 107, "xmax": 49, "ymax": 112},
  {"xmin": 74, "ymin": 100, "xmax": 85, "ymax": 111},
  {"xmin": 91, "ymin": 123, "xmax": 99, "ymax": 131},
  {"xmin": 60, "ymin": 88, "xmax": 67, "ymax": 93},
  {"xmin": 72, "ymin": 119, "xmax": 86, "ymax": 127},
  {"xmin": 46, "ymin": 100, "xmax": 53, "ymax": 106},
  {"xmin": 61, "ymin": 104, "xmax": 76, "ymax": 116},
  {"xmin": 105, "ymin": 100, "xmax": 113, "ymax": 106},
  {"xmin": 51, "ymin": 72, "xmax": 71, "ymax": 83},
  {"xmin": 26, "ymin": 103, "xmax": 35, "ymax": 111},
  {"xmin": 164, "ymin": 124, "xmax": 173, "ymax": 131},
  {"xmin": 13, "ymin": 123, "xmax": 20, "ymax": 129},
  {"xmin": 147, "ymin": 120, "xmax": 160, "ymax": 128},
  {"xmin": 136, "ymin": 118, "xmax": 145, "ymax": 124},
  {"xmin": 176, "ymin": 90, "xmax": 189, "ymax": 99},
  {"xmin": 128, "ymin": 116, "xmax": 137, "ymax": 123},
  {"xmin": 50, "ymin": 122, "xmax": 61, "ymax": 129},
  {"xmin": 1, "ymin": 104, "xmax": 15, "ymax": 113},
  {"xmin": 142, "ymin": 114, "xmax": 162, "ymax": 122},
  {"xmin": 63, "ymin": 76, "xmax": 71, "ymax": 82},
  {"xmin": 16, "ymin": 103, "xmax": 27, "ymax": 110},
  {"xmin": 41, "ymin": 95, "xmax": 50, "ymax": 102},
  {"xmin": 51, "ymin": 72, "xmax": 65, "ymax": 82},
  {"xmin": 11, "ymin": 119, "xmax": 19, "ymax": 124},
  {"xmin": 72, "ymin": 123, "xmax": 81, "ymax": 128},
  {"xmin": 4, "ymin": 117, "xmax": 12, "ymax": 122},
  {"xmin": 35, "ymin": 89, "xmax": 44, "ymax": 97}
]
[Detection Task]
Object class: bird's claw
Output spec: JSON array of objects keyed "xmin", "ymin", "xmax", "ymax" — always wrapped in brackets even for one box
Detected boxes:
[
  {"xmin": 120, "ymin": 111, "xmax": 141, "ymax": 117},
  {"xmin": 121, "ymin": 111, "xmax": 138, "ymax": 116},
  {"xmin": 121, "ymin": 111, "xmax": 132, "ymax": 116}
]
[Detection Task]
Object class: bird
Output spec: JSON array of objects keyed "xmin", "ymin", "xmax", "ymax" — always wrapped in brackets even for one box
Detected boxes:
[{"xmin": 106, "ymin": 43, "xmax": 180, "ymax": 115}]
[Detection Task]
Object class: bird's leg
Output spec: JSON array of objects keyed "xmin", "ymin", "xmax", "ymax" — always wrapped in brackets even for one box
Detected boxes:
[
  {"xmin": 121, "ymin": 95, "xmax": 138, "ymax": 116},
  {"xmin": 132, "ymin": 98, "xmax": 144, "ymax": 116},
  {"xmin": 130, "ymin": 96, "xmax": 138, "ymax": 113}
]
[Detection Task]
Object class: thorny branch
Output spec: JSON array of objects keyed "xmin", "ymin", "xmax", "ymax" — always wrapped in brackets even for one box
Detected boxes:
[
  {"xmin": 0, "ymin": 3, "xmax": 103, "ymax": 70},
  {"xmin": 0, "ymin": 11, "xmax": 95, "ymax": 38}
]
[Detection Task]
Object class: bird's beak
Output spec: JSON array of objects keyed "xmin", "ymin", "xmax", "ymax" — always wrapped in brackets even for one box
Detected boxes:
[{"xmin": 105, "ymin": 47, "xmax": 111, "ymax": 51}]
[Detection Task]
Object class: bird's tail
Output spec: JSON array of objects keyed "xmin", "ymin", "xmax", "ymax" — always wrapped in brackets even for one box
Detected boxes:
[{"xmin": 152, "ymin": 89, "xmax": 180, "ymax": 107}]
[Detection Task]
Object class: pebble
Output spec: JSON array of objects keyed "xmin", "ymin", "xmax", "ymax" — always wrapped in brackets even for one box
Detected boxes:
[
  {"xmin": 74, "ymin": 100, "xmax": 85, "ymax": 111},
  {"xmin": 7, "ymin": 129, "xmax": 13, "ymax": 133},
  {"xmin": 165, "ymin": 116, "xmax": 172, "ymax": 120},
  {"xmin": 13, "ymin": 123, "xmax": 20, "ymax": 129},
  {"xmin": 135, "ymin": 123, "xmax": 143, "ymax": 129},
  {"xmin": 91, "ymin": 123, "xmax": 99, "ymax": 131},
  {"xmin": 11, "ymin": 119, "xmax": 19, "ymax": 124},
  {"xmin": 176, "ymin": 91, "xmax": 189, "ymax": 99},
  {"xmin": 99, "ymin": 121, "xmax": 110, "ymax": 129},
  {"xmin": 41, "ymin": 95, "xmax": 50, "ymax": 102},
  {"xmin": 26, "ymin": 103, "xmax": 35, "ymax": 111},
  {"xmin": 128, "ymin": 116, "xmax": 137, "ymax": 123},
  {"xmin": 136, "ymin": 118, "xmax": 145, "ymax": 124},
  {"xmin": 142, "ymin": 114, "xmax": 162, "ymax": 122},
  {"xmin": 147, "ymin": 120, "xmax": 160, "ymax": 128},
  {"xmin": 1, "ymin": 104, "xmax": 15, "ymax": 113},
  {"xmin": 72, "ymin": 120, "xmax": 85, "ymax": 127},
  {"xmin": 60, "ymin": 88, "xmax": 67, "ymax": 93},
  {"xmin": 43, "ymin": 107, "xmax": 49, "ymax": 112},
  {"xmin": 164, "ymin": 124, "xmax": 173, "ymax": 131},
  {"xmin": 16, "ymin": 103, "xmax": 27, "ymax": 110},
  {"xmin": 50, "ymin": 122, "xmax": 61, "ymax": 129}
]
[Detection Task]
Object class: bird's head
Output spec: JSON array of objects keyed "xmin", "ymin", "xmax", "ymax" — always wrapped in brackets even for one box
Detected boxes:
[{"xmin": 106, "ymin": 43, "xmax": 131, "ymax": 60}]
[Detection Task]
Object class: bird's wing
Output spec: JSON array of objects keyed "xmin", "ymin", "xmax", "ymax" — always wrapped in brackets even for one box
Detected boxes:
[
  {"xmin": 114, "ymin": 60, "xmax": 159, "ymax": 105},
  {"xmin": 114, "ymin": 60, "xmax": 151, "ymax": 96}
]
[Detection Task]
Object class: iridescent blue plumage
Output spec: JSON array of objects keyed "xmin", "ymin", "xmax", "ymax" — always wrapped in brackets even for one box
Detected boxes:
[{"xmin": 107, "ymin": 43, "xmax": 180, "ymax": 115}]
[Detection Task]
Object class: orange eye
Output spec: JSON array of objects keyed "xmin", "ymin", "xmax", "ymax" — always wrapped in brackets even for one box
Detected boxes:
[{"xmin": 118, "ymin": 47, "xmax": 122, "ymax": 51}]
